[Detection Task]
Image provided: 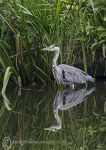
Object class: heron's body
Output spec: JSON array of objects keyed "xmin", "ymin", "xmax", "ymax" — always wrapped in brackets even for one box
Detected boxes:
[
  {"xmin": 52, "ymin": 64, "xmax": 94, "ymax": 85},
  {"xmin": 44, "ymin": 87, "xmax": 95, "ymax": 132},
  {"xmin": 54, "ymin": 87, "xmax": 95, "ymax": 111},
  {"xmin": 42, "ymin": 45, "xmax": 95, "ymax": 87}
]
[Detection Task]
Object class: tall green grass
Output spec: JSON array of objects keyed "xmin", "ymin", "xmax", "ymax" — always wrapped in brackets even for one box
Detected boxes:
[{"xmin": 0, "ymin": 0, "xmax": 106, "ymax": 87}]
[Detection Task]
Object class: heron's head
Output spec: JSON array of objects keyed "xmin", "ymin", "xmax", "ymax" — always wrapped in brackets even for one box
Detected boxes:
[{"xmin": 41, "ymin": 44, "xmax": 59, "ymax": 52}]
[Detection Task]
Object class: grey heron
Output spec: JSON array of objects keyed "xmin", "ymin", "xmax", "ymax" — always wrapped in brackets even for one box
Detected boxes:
[
  {"xmin": 42, "ymin": 44, "xmax": 95, "ymax": 88},
  {"xmin": 44, "ymin": 87, "xmax": 95, "ymax": 132}
]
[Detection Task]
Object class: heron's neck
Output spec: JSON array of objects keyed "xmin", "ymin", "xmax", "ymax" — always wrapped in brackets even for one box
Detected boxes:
[{"xmin": 52, "ymin": 50, "xmax": 59, "ymax": 66}]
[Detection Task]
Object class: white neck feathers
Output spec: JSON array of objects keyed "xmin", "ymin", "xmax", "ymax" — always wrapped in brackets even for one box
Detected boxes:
[{"xmin": 52, "ymin": 50, "xmax": 59, "ymax": 66}]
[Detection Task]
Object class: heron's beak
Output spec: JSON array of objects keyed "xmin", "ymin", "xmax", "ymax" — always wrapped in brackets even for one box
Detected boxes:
[{"xmin": 41, "ymin": 47, "xmax": 50, "ymax": 51}]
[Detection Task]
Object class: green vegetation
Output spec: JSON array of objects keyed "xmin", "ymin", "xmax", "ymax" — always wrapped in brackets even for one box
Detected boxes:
[{"xmin": 0, "ymin": 0, "xmax": 106, "ymax": 88}]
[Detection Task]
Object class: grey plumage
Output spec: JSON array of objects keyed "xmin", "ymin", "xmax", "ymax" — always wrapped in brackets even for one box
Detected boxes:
[
  {"xmin": 44, "ymin": 87, "xmax": 95, "ymax": 132},
  {"xmin": 53, "ymin": 87, "xmax": 95, "ymax": 111},
  {"xmin": 57, "ymin": 64, "xmax": 95, "ymax": 84},
  {"xmin": 42, "ymin": 44, "xmax": 95, "ymax": 87}
]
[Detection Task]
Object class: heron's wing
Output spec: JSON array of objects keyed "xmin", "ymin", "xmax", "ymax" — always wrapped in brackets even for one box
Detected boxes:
[
  {"xmin": 58, "ymin": 64, "xmax": 94, "ymax": 84},
  {"xmin": 64, "ymin": 87, "xmax": 95, "ymax": 107},
  {"xmin": 58, "ymin": 64, "xmax": 86, "ymax": 84},
  {"xmin": 56, "ymin": 87, "xmax": 95, "ymax": 110}
]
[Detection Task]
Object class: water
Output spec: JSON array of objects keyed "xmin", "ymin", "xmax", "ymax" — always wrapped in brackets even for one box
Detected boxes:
[{"xmin": 0, "ymin": 81, "xmax": 106, "ymax": 150}]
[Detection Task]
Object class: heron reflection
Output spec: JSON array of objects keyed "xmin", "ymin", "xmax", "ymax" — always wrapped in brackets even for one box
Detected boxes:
[{"xmin": 44, "ymin": 87, "xmax": 95, "ymax": 132}]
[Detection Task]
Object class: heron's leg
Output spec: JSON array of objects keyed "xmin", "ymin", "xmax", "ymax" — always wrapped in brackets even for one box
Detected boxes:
[
  {"xmin": 68, "ymin": 84, "xmax": 74, "ymax": 89},
  {"xmin": 71, "ymin": 84, "xmax": 74, "ymax": 89}
]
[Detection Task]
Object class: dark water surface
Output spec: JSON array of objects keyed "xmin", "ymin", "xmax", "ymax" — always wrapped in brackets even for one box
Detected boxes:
[{"xmin": 0, "ymin": 81, "xmax": 106, "ymax": 150}]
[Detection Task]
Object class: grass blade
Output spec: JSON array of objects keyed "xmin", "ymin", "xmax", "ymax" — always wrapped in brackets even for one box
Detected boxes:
[{"xmin": 1, "ymin": 67, "xmax": 18, "ymax": 110}]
